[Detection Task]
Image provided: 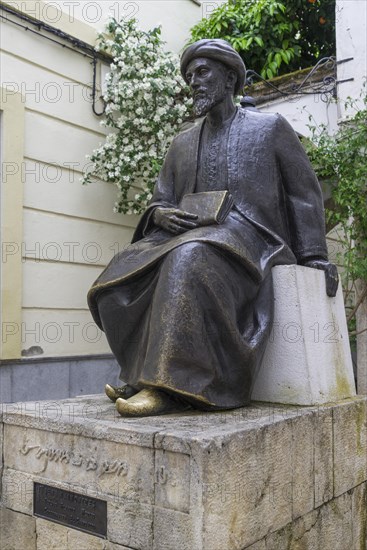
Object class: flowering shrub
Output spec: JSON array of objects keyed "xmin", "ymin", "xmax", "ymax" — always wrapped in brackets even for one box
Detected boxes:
[{"xmin": 82, "ymin": 18, "xmax": 192, "ymax": 214}]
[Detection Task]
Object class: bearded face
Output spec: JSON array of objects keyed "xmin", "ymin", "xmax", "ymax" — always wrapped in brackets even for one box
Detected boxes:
[
  {"xmin": 193, "ymin": 82, "xmax": 227, "ymax": 116},
  {"xmin": 185, "ymin": 58, "xmax": 232, "ymax": 117}
]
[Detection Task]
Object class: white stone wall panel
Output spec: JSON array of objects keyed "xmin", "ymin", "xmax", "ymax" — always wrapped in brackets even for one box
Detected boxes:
[
  {"xmin": 23, "ymin": 209, "xmax": 134, "ymax": 266},
  {"xmin": 21, "ymin": 308, "xmax": 110, "ymax": 356}
]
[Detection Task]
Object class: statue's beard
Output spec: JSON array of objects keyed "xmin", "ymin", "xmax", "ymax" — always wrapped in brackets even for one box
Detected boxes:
[{"xmin": 193, "ymin": 88, "xmax": 226, "ymax": 117}]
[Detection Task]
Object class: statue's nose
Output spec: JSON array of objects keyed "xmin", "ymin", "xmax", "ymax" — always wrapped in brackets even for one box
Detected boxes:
[{"xmin": 189, "ymin": 74, "xmax": 199, "ymax": 90}]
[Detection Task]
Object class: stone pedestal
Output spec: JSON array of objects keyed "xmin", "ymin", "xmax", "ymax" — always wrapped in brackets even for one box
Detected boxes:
[
  {"xmin": 252, "ymin": 265, "xmax": 356, "ymax": 405},
  {"xmin": 1, "ymin": 395, "xmax": 366, "ymax": 549}
]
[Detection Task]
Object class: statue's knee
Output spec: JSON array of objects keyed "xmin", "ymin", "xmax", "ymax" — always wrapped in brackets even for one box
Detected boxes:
[
  {"xmin": 97, "ymin": 290, "xmax": 116, "ymax": 321},
  {"xmin": 169, "ymin": 242, "xmax": 209, "ymax": 265}
]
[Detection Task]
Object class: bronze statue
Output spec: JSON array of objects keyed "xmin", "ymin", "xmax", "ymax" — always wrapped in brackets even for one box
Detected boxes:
[{"xmin": 88, "ymin": 39, "xmax": 338, "ymax": 417}]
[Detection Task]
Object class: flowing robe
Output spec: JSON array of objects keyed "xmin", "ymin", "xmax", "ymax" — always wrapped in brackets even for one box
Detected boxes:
[{"xmin": 88, "ymin": 108, "xmax": 328, "ymax": 410}]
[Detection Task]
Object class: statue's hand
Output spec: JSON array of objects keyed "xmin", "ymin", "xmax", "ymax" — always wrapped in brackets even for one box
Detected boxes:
[
  {"xmin": 153, "ymin": 207, "xmax": 199, "ymax": 234},
  {"xmin": 301, "ymin": 257, "xmax": 339, "ymax": 298}
]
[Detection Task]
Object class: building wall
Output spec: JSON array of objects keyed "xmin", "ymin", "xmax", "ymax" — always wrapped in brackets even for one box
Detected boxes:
[
  {"xmin": 0, "ymin": 0, "xmax": 213, "ymax": 362},
  {"xmin": 0, "ymin": 1, "xmax": 135, "ymax": 359},
  {"xmin": 336, "ymin": 0, "xmax": 367, "ymax": 389},
  {"xmin": 336, "ymin": 0, "xmax": 367, "ymax": 118},
  {"xmin": 45, "ymin": 0, "xmax": 222, "ymax": 53},
  {"xmin": 257, "ymin": 94, "xmax": 338, "ymax": 138}
]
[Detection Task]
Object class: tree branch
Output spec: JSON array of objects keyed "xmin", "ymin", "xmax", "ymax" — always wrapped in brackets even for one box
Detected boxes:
[{"xmin": 347, "ymin": 285, "xmax": 367, "ymax": 322}]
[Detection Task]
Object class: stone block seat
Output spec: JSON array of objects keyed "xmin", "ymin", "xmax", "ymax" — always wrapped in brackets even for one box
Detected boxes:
[{"xmin": 252, "ymin": 265, "xmax": 356, "ymax": 405}]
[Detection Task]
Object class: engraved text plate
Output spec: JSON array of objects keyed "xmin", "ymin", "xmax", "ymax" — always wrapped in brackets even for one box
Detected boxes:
[{"xmin": 33, "ymin": 482, "xmax": 107, "ymax": 538}]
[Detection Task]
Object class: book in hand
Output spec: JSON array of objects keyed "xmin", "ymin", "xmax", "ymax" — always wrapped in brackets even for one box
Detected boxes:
[{"xmin": 179, "ymin": 190, "xmax": 234, "ymax": 225}]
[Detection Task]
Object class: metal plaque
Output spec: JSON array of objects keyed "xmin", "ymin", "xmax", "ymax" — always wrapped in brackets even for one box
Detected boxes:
[{"xmin": 33, "ymin": 482, "xmax": 107, "ymax": 538}]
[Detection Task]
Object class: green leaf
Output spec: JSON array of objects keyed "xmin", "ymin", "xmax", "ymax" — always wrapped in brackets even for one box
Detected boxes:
[
  {"xmin": 278, "ymin": 3, "xmax": 286, "ymax": 13},
  {"xmin": 276, "ymin": 49, "xmax": 286, "ymax": 63},
  {"xmin": 254, "ymin": 36, "xmax": 264, "ymax": 47}
]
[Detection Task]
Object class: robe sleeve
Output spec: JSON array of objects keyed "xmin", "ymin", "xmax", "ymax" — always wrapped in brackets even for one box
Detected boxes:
[
  {"xmin": 274, "ymin": 114, "xmax": 328, "ymax": 261},
  {"xmin": 131, "ymin": 137, "xmax": 179, "ymax": 243}
]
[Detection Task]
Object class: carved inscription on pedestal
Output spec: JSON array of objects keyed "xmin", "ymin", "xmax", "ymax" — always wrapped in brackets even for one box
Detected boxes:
[
  {"xmin": 20, "ymin": 442, "xmax": 129, "ymax": 477},
  {"xmin": 33, "ymin": 482, "xmax": 107, "ymax": 538},
  {"xmin": 5, "ymin": 425, "xmax": 155, "ymax": 505}
]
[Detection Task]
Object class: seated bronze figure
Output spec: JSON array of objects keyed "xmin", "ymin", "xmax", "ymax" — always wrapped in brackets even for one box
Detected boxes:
[{"xmin": 88, "ymin": 39, "xmax": 338, "ymax": 417}]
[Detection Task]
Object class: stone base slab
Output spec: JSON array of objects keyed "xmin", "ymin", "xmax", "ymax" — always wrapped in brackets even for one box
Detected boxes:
[{"xmin": 1, "ymin": 395, "xmax": 366, "ymax": 549}]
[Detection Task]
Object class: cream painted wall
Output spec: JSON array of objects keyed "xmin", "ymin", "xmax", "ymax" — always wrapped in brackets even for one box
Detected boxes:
[
  {"xmin": 258, "ymin": 94, "xmax": 339, "ymax": 138},
  {"xmin": 43, "ymin": 0, "xmax": 223, "ymax": 53},
  {"xmin": 0, "ymin": 89, "xmax": 24, "ymax": 359},
  {"xmin": 336, "ymin": 0, "xmax": 367, "ymax": 119},
  {"xmin": 0, "ymin": 0, "xmax": 209, "ymax": 359},
  {"xmin": 0, "ymin": 2, "xmax": 139, "ymax": 358}
]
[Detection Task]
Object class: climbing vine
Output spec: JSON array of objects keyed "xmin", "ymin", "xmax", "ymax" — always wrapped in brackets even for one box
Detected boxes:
[{"xmin": 305, "ymin": 89, "xmax": 367, "ymax": 341}]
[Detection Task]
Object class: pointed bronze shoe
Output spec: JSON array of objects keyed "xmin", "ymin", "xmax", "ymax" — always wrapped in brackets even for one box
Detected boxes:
[
  {"xmin": 116, "ymin": 388, "xmax": 184, "ymax": 417},
  {"xmin": 105, "ymin": 383, "xmax": 138, "ymax": 403}
]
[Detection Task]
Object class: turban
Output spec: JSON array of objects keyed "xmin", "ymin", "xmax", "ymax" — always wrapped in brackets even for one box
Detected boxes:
[{"xmin": 181, "ymin": 39, "xmax": 246, "ymax": 96}]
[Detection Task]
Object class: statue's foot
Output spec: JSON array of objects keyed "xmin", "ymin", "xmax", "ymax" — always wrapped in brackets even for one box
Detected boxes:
[
  {"xmin": 116, "ymin": 388, "xmax": 186, "ymax": 417},
  {"xmin": 105, "ymin": 383, "xmax": 138, "ymax": 403}
]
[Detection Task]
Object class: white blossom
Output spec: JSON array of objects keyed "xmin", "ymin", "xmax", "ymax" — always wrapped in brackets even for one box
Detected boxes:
[{"xmin": 81, "ymin": 18, "xmax": 191, "ymax": 215}]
